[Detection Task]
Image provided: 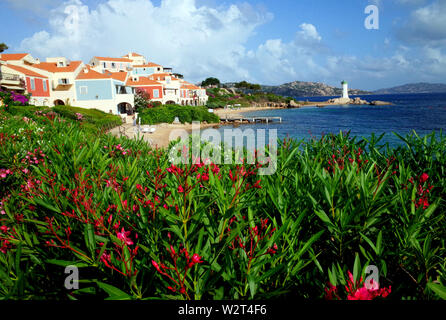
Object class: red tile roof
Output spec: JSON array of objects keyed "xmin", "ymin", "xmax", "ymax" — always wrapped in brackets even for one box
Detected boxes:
[
  {"xmin": 148, "ymin": 73, "xmax": 178, "ymax": 81},
  {"xmin": 126, "ymin": 77, "xmax": 162, "ymax": 86},
  {"xmin": 76, "ymin": 66, "xmax": 111, "ymax": 80},
  {"xmin": 76, "ymin": 67, "xmax": 128, "ymax": 82},
  {"xmin": 133, "ymin": 62, "xmax": 161, "ymax": 68},
  {"xmin": 33, "ymin": 61, "xmax": 83, "ymax": 73},
  {"xmin": 0, "ymin": 53, "xmax": 29, "ymax": 61},
  {"xmin": 4, "ymin": 64, "xmax": 47, "ymax": 78},
  {"xmin": 94, "ymin": 56, "xmax": 132, "ymax": 63},
  {"xmin": 122, "ymin": 52, "xmax": 143, "ymax": 58},
  {"xmin": 109, "ymin": 71, "xmax": 128, "ymax": 82}
]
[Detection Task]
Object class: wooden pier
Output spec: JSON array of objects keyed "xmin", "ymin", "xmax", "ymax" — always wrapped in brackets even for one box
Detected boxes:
[{"xmin": 220, "ymin": 116, "xmax": 282, "ymax": 124}]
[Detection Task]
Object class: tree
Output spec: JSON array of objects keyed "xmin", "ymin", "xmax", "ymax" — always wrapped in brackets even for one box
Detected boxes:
[
  {"xmin": 235, "ymin": 81, "xmax": 261, "ymax": 91},
  {"xmin": 250, "ymin": 84, "xmax": 261, "ymax": 91},
  {"xmin": 134, "ymin": 88, "xmax": 151, "ymax": 112},
  {"xmin": 0, "ymin": 43, "xmax": 8, "ymax": 53},
  {"xmin": 201, "ymin": 77, "xmax": 220, "ymax": 87}
]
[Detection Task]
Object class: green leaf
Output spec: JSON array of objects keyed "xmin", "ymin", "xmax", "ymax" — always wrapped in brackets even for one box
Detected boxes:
[
  {"xmin": 353, "ymin": 253, "xmax": 360, "ymax": 283},
  {"xmin": 248, "ymin": 274, "xmax": 257, "ymax": 299},
  {"xmin": 85, "ymin": 223, "xmax": 96, "ymax": 255},
  {"xmin": 427, "ymin": 282, "xmax": 446, "ymax": 300},
  {"xmin": 95, "ymin": 281, "xmax": 132, "ymax": 300},
  {"xmin": 359, "ymin": 232, "xmax": 377, "ymax": 254},
  {"xmin": 46, "ymin": 259, "xmax": 89, "ymax": 268}
]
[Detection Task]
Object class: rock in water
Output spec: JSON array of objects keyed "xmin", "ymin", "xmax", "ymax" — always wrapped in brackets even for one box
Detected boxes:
[
  {"xmin": 370, "ymin": 100, "xmax": 392, "ymax": 106},
  {"xmin": 288, "ymin": 100, "xmax": 300, "ymax": 108}
]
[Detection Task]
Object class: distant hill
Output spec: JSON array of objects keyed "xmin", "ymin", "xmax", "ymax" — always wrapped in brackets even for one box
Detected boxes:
[
  {"xmin": 373, "ymin": 82, "xmax": 446, "ymax": 94},
  {"xmin": 259, "ymin": 81, "xmax": 370, "ymax": 98}
]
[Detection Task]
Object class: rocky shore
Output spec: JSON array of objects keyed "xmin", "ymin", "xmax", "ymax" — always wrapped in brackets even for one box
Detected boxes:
[{"xmin": 235, "ymin": 97, "xmax": 393, "ymax": 109}]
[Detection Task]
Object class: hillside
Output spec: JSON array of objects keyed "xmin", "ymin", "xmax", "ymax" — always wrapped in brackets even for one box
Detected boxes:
[
  {"xmin": 373, "ymin": 82, "xmax": 446, "ymax": 94},
  {"xmin": 259, "ymin": 81, "xmax": 371, "ymax": 97}
]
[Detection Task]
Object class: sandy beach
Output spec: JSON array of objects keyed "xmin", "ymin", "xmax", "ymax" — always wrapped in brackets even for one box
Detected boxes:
[{"xmin": 108, "ymin": 121, "xmax": 223, "ymax": 148}]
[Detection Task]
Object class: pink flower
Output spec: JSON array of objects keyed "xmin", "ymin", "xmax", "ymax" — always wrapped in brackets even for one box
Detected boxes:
[
  {"xmin": 420, "ymin": 173, "xmax": 429, "ymax": 183},
  {"xmin": 191, "ymin": 253, "xmax": 203, "ymax": 264},
  {"xmin": 152, "ymin": 260, "xmax": 161, "ymax": 273},
  {"xmin": 100, "ymin": 252, "xmax": 111, "ymax": 264},
  {"xmin": 178, "ymin": 185, "xmax": 184, "ymax": 193},
  {"xmin": 345, "ymin": 272, "xmax": 391, "ymax": 300},
  {"xmin": 117, "ymin": 227, "xmax": 134, "ymax": 246},
  {"xmin": 324, "ymin": 283, "xmax": 339, "ymax": 300}
]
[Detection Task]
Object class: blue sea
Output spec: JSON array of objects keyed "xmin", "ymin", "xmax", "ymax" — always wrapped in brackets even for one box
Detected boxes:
[{"xmin": 215, "ymin": 93, "xmax": 446, "ymax": 147}]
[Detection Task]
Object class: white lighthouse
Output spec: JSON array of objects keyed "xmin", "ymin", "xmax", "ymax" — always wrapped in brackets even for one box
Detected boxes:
[{"xmin": 341, "ymin": 80, "xmax": 349, "ymax": 99}]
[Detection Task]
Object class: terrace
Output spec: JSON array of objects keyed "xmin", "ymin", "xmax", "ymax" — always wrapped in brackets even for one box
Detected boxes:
[{"xmin": 0, "ymin": 72, "xmax": 25, "ymax": 91}]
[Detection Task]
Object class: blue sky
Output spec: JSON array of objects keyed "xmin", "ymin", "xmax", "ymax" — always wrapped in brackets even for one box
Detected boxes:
[{"xmin": 1, "ymin": 0, "xmax": 445, "ymax": 90}]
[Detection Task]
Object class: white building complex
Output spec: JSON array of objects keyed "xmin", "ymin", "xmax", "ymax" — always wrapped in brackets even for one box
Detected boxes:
[{"xmin": 0, "ymin": 52, "xmax": 208, "ymax": 115}]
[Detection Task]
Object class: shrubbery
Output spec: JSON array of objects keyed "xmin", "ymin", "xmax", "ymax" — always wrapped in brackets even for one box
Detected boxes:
[
  {"xmin": 53, "ymin": 105, "xmax": 121, "ymax": 131},
  {"xmin": 205, "ymin": 87, "xmax": 297, "ymax": 109},
  {"xmin": 138, "ymin": 104, "xmax": 220, "ymax": 124},
  {"xmin": 0, "ymin": 104, "xmax": 445, "ymax": 300},
  {"xmin": 0, "ymin": 88, "xmax": 30, "ymax": 110}
]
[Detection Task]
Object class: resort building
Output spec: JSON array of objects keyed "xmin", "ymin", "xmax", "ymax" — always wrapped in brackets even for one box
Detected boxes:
[
  {"xmin": 0, "ymin": 60, "xmax": 24, "ymax": 93},
  {"xmin": 0, "ymin": 63, "xmax": 50, "ymax": 105},
  {"xmin": 28, "ymin": 57, "xmax": 84, "ymax": 106},
  {"xmin": 122, "ymin": 52, "xmax": 147, "ymax": 66},
  {"xmin": 0, "ymin": 51, "xmax": 208, "ymax": 112},
  {"xmin": 74, "ymin": 66, "xmax": 135, "ymax": 115},
  {"xmin": 89, "ymin": 57, "xmax": 133, "ymax": 73},
  {"xmin": 0, "ymin": 53, "xmax": 39, "ymax": 66},
  {"xmin": 126, "ymin": 75, "xmax": 164, "ymax": 103},
  {"xmin": 131, "ymin": 62, "xmax": 164, "ymax": 76}
]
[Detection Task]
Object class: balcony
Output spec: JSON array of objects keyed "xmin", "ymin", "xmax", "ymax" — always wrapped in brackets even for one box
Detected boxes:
[
  {"xmin": 0, "ymin": 72, "xmax": 21, "ymax": 85},
  {"xmin": 52, "ymin": 78, "xmax": 72, "ymax": 91},
  {"xmin": 0, "ymin": 72, "xmax": 24, "ymax": 91}
]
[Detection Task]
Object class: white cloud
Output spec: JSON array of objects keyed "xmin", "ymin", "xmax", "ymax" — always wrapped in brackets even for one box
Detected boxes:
[
  {"xmin": 18, "ymin": 0, "xmax": 272, "ymax": 83},
  {"xmin": 297, "ymin": 23, "xmax": 322, "ymax": 42},
  {"xmin": 397, "ymin": 0, "xmax": 446, "ymax": 45},
  {"xmin": 15, "ymin": 0, "xmax": 446, "ymax": 89}
]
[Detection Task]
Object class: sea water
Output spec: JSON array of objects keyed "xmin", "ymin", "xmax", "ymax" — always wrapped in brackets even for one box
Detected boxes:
[{"xmin": 214, "ymin": 93, "xmax": 446, "ymax": 147}]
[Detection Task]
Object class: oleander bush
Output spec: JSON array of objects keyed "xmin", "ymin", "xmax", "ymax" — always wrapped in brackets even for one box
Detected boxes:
[
  {"xmin": 0, "ymin": 106, "xmax": 445, "ymax": 300},
  {"xmin": 138, "ymin": 105, "xmax": 220, "ymax": 125}
]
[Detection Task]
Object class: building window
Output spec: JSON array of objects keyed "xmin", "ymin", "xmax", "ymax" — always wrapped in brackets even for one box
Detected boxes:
[
  {"xmin": 43, "ymin": 80, "xmax": 47, "ymax": 92},
  {"xmin": 103, "ymin": 62, "xmax": 106, "ymax": 68},
  {"xmin": 153, "ymin": 89, "xmax": 159, "ymax": 98},
  {"xmin": 112, "ymin": 63, "xmax": 116, "ymax": 68},
  {"xmin": 30, "ymin": 78, "xmax": 35, "ymax": 90},
  {"xmin": 80, "ymin": 86, "xmax": 88, "ymax": 95}
]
